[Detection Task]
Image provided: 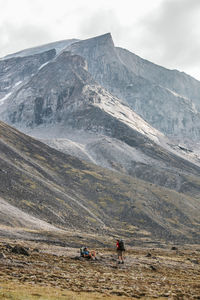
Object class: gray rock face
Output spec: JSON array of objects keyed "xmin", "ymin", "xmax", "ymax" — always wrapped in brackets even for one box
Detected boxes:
[
  {"xmin": 0, "ymin": 49, "xmax": 56, "ymax": 102},
  {"xmin": 67, "ymin": 33, "xmax": 200, "ymax": 141},
  {"xmin": 117, "ymin": 47, "xmax": 200, "ymax": 111},
  {"xmin": 0, "ymin": 51, "xmax": 95, "ymax": 126}
]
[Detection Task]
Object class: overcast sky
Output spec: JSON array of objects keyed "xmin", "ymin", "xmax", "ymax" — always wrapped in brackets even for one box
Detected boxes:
[{"xmin": 0, "ymin": 0, "xmax": 200, "ymax": 80}]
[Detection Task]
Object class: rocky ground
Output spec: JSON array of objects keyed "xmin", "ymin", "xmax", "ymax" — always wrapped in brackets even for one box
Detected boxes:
[{"xmin": 0, "ymin": 239, "xmax": 200, "ymax": 299}]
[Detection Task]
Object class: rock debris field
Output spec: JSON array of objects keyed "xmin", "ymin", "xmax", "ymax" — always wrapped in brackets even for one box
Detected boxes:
[{"xmin": 0, "ymin": 240, "xmax": 200, "ymax": 299}]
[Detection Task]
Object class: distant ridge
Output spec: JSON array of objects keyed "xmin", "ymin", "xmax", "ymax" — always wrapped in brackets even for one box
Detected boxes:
[{"xmin": 1, "ymin": 38, "xmax": 79, "ymax": 59}]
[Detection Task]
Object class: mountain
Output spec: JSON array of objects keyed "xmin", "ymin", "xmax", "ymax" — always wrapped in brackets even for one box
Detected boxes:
[
  {"xmin": 2, "ymin": 33, "xmax": 200, "ymax": 143},
  {"xmin": 0, "ymin": 48, "xmax": 200, "ymax": 193},
  {"xmin": 0, "ymin": 33, "xmax": 200, "ymax": 244},
  {"xmin": 66, "ymin": 33, "xmax": 200, "ymax": 142},
  {"xmin": 0, "ymin": 120, "xmax": 200, "ymax": 245}
]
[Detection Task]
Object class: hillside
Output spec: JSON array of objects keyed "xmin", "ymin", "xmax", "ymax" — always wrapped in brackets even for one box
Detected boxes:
[{"xmin": 0, "ymin": 121, "xmax": 200, "ymax": 245}]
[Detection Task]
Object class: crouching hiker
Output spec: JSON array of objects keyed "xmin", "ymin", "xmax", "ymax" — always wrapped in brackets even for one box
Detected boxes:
[
  {"xmin": 116, "ymin": 239, "xmax": 125, "ymax": 264},
  {"xmin": 80, "ymin": 246, "xmax": 97, "ymax": 260}
]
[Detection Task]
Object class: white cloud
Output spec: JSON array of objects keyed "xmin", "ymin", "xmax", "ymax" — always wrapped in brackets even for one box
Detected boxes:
[
  {"xmin": 134, "ymin": 0, "xmax": 200, "ymax": 77},
  {"xmin": 0, "ymin": 0, "xmax": 200, "ymax": 80}
]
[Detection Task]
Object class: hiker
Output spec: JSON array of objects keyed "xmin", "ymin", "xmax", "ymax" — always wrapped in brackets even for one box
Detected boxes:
[
  {"xmin": 80, "ymin": 247, "xmax": 97, "ymax": 260},
  {"xmin": 116, "ymin": 239, "xmax": 125, "ymax": 264}
]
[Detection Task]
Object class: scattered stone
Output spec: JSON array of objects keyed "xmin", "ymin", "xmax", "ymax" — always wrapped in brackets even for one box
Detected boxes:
[
  {"xmin": 150, "ymin": 265, "xmax": 157, "ymax": 271},
  {"xmin": 11, "ymin": 245, "xmax": 30, "ymax": 256},
  {"xmin": 0, "ymin": 242, "xmax": 199, "ymax": 299},
  {"xmin": 188, "ymin": 258, "xmax": 199, "ymax": 264},
  {"xmin": 171, "ymin": 246, "xmax": 178, "ymax": 250},
  {"xmin": 146, "ymin": 252, "xmax": 152, "ymax": 257},
  {"xmin": 71, "ymin": 256, "xmax": 84, "ymax": 261},
  {"xmin": 111, "ymin": 265, "xmax": 118, "ymax": 269},
  {"xmin": 4, "ymin": 243, "xmax": 12, "ymax": 250},
  {"xmin": 33, "ymin": 248, "xmax": 39, "ymax": 252},
  {"xmin": 0, "ymin": 252, "xmax": 6, "ymax": 259},
  {"xmin": 111, "ymin": 258, "xmax": 116, "ymax": 262},
  {"xmin": 161, "ymin": 293, "xmax": 170, "ymax": 297}
]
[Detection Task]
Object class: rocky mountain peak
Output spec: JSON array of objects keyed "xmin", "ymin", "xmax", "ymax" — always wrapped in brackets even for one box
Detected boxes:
[
  {"xmin": 57, "ymin": 51, "xmax": 88, "ymax": 71},
  {"xmin": 72, "ymin": 32, "xmax": 114, "ymax": 49},
  {"xmin": 67, "ymin": 33, "xmax": 117, "ymax": 65}
]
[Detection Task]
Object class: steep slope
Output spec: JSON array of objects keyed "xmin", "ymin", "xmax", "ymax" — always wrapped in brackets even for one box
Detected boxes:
[
  {"xmin": 116, "ymin": 47, "xmax": 200, "ymax": 111},
  {"xmin": 67, "ymin": 33, "xmax": 200, "ymax": 141},
  {"xmin": 0, "ymin": 120, "xmax": 200, "ymax": 244},
  {"xmin": 0, "ymin": 196, "xmax": 59, "ymax": 232},
  {"xmin": 0, "ymin": 49, "xmax": 56, "ymax": 104}
]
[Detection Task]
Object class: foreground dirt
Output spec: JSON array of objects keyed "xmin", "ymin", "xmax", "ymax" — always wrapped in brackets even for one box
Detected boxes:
[{"xmin": 0, "ymin": 240, "xmax": 200, "ymax": 299}]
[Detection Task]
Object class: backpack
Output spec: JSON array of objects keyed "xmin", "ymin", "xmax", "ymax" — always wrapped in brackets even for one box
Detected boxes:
[
  {"xmin": 118, "ymin": 240, "xmax": 125, "ymax": 251},
  {"xmin": 80, "ymin": 246, "xmax": 86, "ymax": 257}
]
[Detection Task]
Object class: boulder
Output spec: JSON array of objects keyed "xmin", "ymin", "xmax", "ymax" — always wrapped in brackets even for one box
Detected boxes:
[{"xmin": 11, "ymin": 245, "xmax": 30, "ymax": 256}]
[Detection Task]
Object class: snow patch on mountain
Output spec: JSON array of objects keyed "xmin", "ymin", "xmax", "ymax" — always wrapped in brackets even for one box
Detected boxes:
[
  {"xmin": 38, "ymin": 62, "xmax": 49, "ymax": 71},
  {"xmin": 14, "ymin": 81, "xmax": 22, "ymax": 87},
  {"xmin": 0, "ymin": 92, "xmax": 12, "ymax": 106}
]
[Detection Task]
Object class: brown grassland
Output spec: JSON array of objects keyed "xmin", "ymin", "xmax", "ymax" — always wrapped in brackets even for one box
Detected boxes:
[{"xmin": 0, "ymin": 239, "xmax": 200, "ymax": 300}]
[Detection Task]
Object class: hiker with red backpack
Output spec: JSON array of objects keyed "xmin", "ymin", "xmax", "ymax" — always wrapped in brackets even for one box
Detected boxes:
[{"xmin": 116, "ymin": 239, "xmax": 125, "ymax": 264}]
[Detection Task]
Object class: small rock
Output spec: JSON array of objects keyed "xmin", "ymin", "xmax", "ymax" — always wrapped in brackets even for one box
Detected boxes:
[
  {"xmin": 161, "ymin": 293, "xmax": 170, "ymax": 297},
  {"xmin": 33, "ymin": 248, "xmax": 39, "ymax": 252},
  {"xmin": 11, "ymin": 245, "xmax": 30, "ymax": 256},
  {"xmin": 171, "ymin": 246, "xmax": 178, "ymax": 250},
  {"xmin": 146, "ymin": 253, "xmax": 152, "ymax": 257},
  {"xmin": 150, "ymin": 265, "xmax": 157, "ymax": 271},
  {"xmin": 189, "ymin": 259, "xmax": 199, "ymax": 264},
  {"xmin": 4, "ymin": 243, "xmax": 12, "ymax": 250},
  {"xmin": 0, "ymin": 252, "xmax": 6, "ymax": 259},
  {"xmin": 71, "ymin": 256, "xmax": 84, "ymax": 260}
]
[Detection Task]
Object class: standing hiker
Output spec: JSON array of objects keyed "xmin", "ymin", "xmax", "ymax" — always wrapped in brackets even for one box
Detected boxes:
[{"xmin": 116, "ymin": 239, "xmax": 125, "ymax": 264}]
